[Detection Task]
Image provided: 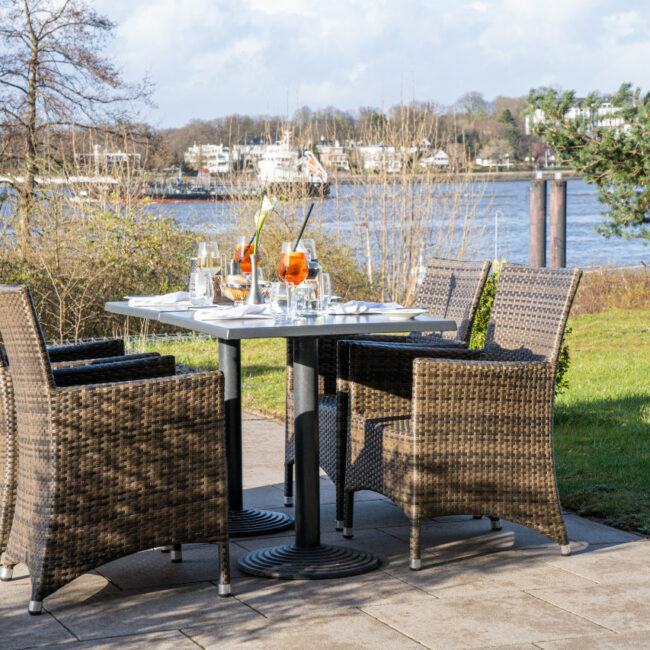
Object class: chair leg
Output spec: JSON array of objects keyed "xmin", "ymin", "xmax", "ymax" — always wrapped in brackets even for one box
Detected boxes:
[
  {"xmin": 490, "ymin": 517, "xmax": 501, "ymax": 530},
  {"xmin": 171, "ymin": 543, "xmax": 182, "ymax": 563},
  {"xmin": 472, "ymin": 515, "xmax": 483, "ymax": 519},
  {"xmin": 335, "ymin": 482, "xmax": 344, "ymax": 531},
  {"xmin": 410, "ymin": 519, "xmax": 421, "ymax": 570},
  {"xmin": 0, "ymin": 565, "xmax": 14, "ymax": 581},
  {"xmin": 28, "ymin": 600, "xmax": 43, "ymax": 615},
  {"xmin": 343, "ymin": 490, "xmax": 354, "ymax": 538},
  {"xmin": 284, "ymin": 461, "xmax": 294, "ymax": 507},
  {"xmin": 218, "ymin": 541, "xmax": 231, "ymax": 596},
  {"xmin": 560, "ymin": 544, "xmax": 571, "ymax": 556}
]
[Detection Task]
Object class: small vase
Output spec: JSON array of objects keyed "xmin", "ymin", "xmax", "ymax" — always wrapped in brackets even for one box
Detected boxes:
[{"xmin": 245, "ymin": 254, "xmax": 265, "ymax": 305}]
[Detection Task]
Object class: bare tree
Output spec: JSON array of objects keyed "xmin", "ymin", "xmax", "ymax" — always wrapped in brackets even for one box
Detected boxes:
[{"xmin": 0, "ymin": 0, "xmax": 150, "ymax": 252}]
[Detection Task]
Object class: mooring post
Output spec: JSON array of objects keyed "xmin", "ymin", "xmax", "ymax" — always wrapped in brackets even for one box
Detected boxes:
[
  {"xmin": 549, "ymin": 172, "xmax": 567, "ymax": 268},
  {"xmin": 530, "ymin": 174, "xmax": 547, "ymax": 267}
]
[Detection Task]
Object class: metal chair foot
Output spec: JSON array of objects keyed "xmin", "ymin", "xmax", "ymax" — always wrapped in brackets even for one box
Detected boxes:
[
  {"xmin": 410, "ymin": 558, "xmax": 422, "ymax": 571},
  {"xmin": 0, "ymin": 566, "xmax": 13, "ymax": 581},
  {"xmin": 171, "ymin": 549, "xmax": 182, "ymax": 563},
  {"xmin": 342, "ymin": 527, "xmax": 353, "ymax": 538},
  {"xmin": 218, "ymin": 582, "xmax": 231, "ymax": 597},
  {"xmin": 472, "ymin": 515, "xmax": 483, "ymax": 519},
  {"xmin": 28, "ymin": 600, "xmax": 42, "ymax": 615},
  {"xmin": 336, "ymin": 520, "xmax": 344, "ymax": 531},
  {"xmin": 560, "ymin": 544, "xmax": 571, "ymax": 556},
  {"xmin": 490, "ymin": 518, "xmax": 502, "ymax": 531},
  {"xmin": 160, "ymin": 545, "xmax": 172, "ymax": 553},
  {"xmin": 284, "ymin": 496, "xmax": 293, "ymax": 507}
]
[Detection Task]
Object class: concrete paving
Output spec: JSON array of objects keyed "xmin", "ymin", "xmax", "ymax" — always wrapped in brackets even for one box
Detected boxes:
[{"xmin": 1, "ymin": 412, "xmax": 648, "ymax": 649}]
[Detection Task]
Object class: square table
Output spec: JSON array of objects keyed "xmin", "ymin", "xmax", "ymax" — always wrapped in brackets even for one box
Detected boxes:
[{"xmin": 105, "ymin": 302, "xmax": 456, "ymax": 578}]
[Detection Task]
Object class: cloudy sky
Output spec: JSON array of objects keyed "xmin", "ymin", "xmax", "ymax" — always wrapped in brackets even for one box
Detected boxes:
[{"xmin": 94, "ymin": 0, "xmax": 650, "ymax": 127}]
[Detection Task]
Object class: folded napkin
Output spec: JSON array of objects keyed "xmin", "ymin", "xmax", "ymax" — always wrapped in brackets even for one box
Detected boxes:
[
  {"xmin": 128, "ymin": 292, "xmax": 190, "ymax": 307},
  {"xmin": 194, "ymin": 304, "xmax": 272, "ymax": 320},
  {"xmin": 327, "ymin": 301, "xmax": 402, "ymax": 315}
]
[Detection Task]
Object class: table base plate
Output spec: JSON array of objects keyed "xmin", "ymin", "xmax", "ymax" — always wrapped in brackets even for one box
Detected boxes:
[
  {"xmin": 228, "ymin": 508, "xmax": 294, "ymax": 538},
  {"xmin": 238, "ymin": 543, "xmax": 380, "ymax": 579}
]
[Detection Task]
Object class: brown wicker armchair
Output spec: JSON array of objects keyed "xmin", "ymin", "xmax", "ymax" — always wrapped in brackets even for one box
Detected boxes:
[
  {"xmin": 342, "ymin": 264, "xmax": 582, "ymax": 569},
  {"xmin": 1, "ymin": 336, "xmax": 162, "ymax": 558},
  {"xmin": 0, "ymin": 286, "xmax": 230, "ymax": 614},
  {"xmin": 284, "ymin": 258, "xmax": 491, "ymax": 528}
]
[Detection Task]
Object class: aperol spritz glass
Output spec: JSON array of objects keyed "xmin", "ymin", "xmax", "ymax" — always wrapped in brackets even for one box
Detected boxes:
[{"xmin": 278, "ymin": 242, "xmax": 308, "ymax": 286}]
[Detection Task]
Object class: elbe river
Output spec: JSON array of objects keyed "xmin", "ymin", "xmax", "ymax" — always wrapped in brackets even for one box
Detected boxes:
[{"xmin": 152, "ymin": 179, "xmax": 646, "ymax": 269}]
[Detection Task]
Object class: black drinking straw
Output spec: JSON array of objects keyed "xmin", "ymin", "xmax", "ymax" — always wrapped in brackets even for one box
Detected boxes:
[{"xmin": 293, "ymin": 203, "xmax": 315, "ymax": 251}]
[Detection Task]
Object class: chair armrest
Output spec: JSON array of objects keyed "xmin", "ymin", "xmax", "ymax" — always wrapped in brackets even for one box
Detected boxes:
[
  {"xmin": 47, "ymin": 339, "xmax": 125, "ymax": 362},
  {"xmin": 347, "ymin": 341, "xmax": 480, "ymax": 420},
  {"xmin": 54, "ymin": 371, "xmax": 225, "ymax": 443},
  {"xmin": 52, "ymin": 352, "xmax": 159, "ymax": 369},
  {"xmin": 412, "ymin": 358, "xmax": 556, "ymax": 434},
  {"xmin": 53, "ymin": 355, "xmax": 176, "ymax": 387}
]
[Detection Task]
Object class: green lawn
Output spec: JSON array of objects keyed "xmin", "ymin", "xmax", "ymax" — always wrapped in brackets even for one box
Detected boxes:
[{"xmin": 142, "ymin": 307, "xmax": 650, "ymax": 534}]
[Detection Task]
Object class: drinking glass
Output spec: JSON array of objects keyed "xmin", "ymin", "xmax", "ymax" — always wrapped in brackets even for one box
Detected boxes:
[
  {"xmin": 235, "ymin": 236, "xmax": 259, "ymax": 274},
  {"xmin": 189, "ymin": 271, "xmax": 214, "ymax": 306},
  {"xmin": 301, "ymin": 238, "xmax": 317, "ymax": 262},
  {"xmin": 292, "ymin": 284, "xmax": 318, "ymax": 317},
  {"xmin": 278, "ymin": 242, "xmax": 308, "ymax": 286},
  {"xmin": 197, "ymin": 241, "xmax": 220, "ymax": 274},
  {"xmin": 318, "ymin": 272, "xmax": 332, "ymax": 314},
  {"xmin": 268, "ymin": 282, "xmax": 290, "ymax": 321}
]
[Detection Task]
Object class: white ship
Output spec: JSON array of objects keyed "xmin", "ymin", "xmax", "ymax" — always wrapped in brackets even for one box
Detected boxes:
[{"xmin": 257, "ymin": 132, "xmax": 329, "ymax": 197}]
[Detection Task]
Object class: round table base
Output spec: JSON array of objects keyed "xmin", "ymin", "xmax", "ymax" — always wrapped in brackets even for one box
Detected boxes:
[
  {"xmin": 228, "ymin": 508, "xmax": 294, "ymax": 538},
  {"xmin": 238, "ymin": 543, "xmax": 380, "ymax": 579}
]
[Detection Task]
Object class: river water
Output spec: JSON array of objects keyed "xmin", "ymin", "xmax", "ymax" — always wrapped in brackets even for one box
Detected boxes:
[{"xmin": 151, "ymin": 179, "xmax": 646, "ymax": 269}]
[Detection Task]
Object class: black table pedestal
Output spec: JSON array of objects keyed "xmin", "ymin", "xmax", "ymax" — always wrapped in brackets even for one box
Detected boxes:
[
  {"xmin": 219, "ymin": 339, "xmax": 294, "ymax": 537},
  {"xmin": 239, "ymin": 337, "xmax": 379, "ymax": 578}
]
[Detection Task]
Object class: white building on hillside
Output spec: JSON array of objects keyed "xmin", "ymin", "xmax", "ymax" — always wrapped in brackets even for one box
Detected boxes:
[
  {"xmin": 358, "ymin": 145, "xmax": 402, "ymax": 173},
  {"xmin": 525, "ymin": 99, "xmax": 626, "ymax": 135},
  {"xmin": 184, "ymin": 143, "xmax": 231, "ymax": 173},
  {"xmin": 420, "ymin": 149, "xmax": 449, "ymax": 169}
]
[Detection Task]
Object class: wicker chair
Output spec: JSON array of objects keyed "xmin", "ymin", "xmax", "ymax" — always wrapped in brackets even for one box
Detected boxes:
[
  {"xmin": 342, "ymin": 264, "xmax": 582, "ymax": 569},
  {"xmin": 1, "ymin": 334, "xmax": 161, "ymax": 559},
  {"xmin": 284, "ymin": 258, "xmax": 491, "ymax": 528},
  {"xmin": 0, "ymin": 286, "xmax": 230, "ymax": 613}
]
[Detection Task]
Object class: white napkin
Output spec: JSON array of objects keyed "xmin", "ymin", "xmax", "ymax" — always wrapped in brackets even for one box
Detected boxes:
[
  {"xmin": 194, "ymin": 304, "xmax": 272, "ymax": 320},
  {"xmin": 327, "ymin": 301, "xmax": 403, "ymax": 315},
  {"xmin": 128, "ymin": 292, "xmax": 190, "ymax": 307}
]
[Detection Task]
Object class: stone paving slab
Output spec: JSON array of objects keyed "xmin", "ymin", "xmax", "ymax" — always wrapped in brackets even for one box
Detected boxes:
[
  {"xmin": 361, "ymin": 591, "xmax": 607, "ymax": 648},
  {"xmin": 182, "ymin": 610, "xmax": 424, "ymax": 648},
  {"xmin": 0, "ymin": 410, "xmax": 647, "ymax": 649}
]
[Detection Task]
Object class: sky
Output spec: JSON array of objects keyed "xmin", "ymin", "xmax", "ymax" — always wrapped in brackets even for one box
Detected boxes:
[{"xmin": 94, "ymin": 0, "xmax": 650, "ymax": 128}]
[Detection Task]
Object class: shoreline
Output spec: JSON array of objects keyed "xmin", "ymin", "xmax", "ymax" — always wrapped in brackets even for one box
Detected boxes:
[{"xmin": 328, "ymin": 169, "xmax": 583, "ymax": 183}]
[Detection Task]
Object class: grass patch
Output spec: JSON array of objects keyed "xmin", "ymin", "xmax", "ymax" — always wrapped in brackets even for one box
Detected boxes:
[
  {"xmin": 554, "ymin": 308, "xmax": 649, "ymax": 534},
  {"xmin": 141, "ymin": 307, "xmax": 650, "ymax": 534}
]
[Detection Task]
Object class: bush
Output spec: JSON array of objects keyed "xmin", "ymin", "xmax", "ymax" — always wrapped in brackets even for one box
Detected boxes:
[
  {"xmin": 0, "ymin": 194, "xmax": 204, "ymax": 341},
  {"xmin": 572, "ymin": 264, "xmax": 649, "ymax": 315},
  {"xmin": 470, "ymin": 266, "xmax": 571, "ymax": 395}
]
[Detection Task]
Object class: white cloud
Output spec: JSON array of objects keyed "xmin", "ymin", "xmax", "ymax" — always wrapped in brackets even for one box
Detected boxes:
[{"xmin": 92, "ymin": 0, "xmax": 650, "ymax": 126}]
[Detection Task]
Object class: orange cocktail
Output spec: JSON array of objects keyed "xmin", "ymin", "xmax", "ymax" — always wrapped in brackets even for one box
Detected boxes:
[
  {"xmin": 279, "ymin": 251, "xmax": 308, "ymax": 286},
  {"xmin": 235, "ymin": 242, "xmax": 260, "ymax": 274}
]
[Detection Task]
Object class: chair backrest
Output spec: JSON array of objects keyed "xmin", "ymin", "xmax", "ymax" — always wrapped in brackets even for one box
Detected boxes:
[
  {"xmin": 0, "ymin": 286, "xmax": 55, "ymax": 396},
  {"xmin": 413, "ymin": 258, "xmax": 491, "ymax": 344},
  {"xmin": 484, "ymin": 264, "xmax": 582, "ymax": 364}
]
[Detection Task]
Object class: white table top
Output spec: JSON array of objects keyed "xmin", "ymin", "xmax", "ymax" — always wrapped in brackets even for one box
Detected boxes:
[{"xmin": 105, "ymin": 301, "xmax": 457, "ymax": 341}]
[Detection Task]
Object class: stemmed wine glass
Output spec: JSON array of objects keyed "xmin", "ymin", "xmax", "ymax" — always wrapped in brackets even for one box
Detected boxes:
[
  {"xmin": 197, "ymin": 242, "xmax": 220, "ymax": 274},
  {"xmin": 278, "ymin": 242, "xmax": 309, "ymax": 286}
]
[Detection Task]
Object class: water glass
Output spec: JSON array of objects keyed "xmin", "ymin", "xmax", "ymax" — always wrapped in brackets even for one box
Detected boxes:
[
  {"xmin": 268, "ymin": 282, "xmax": 290, "ymax": 321},
  {"xmin": 318, "ymin": 272, "xmax": 332, "ymax": 314},
  {"xmin": 292, "ymin": 283, "xmax": 318, "ymax": 317},
  {"xmin": 189, "ymin": 271, "xmax": 214, "ymax": 306}
]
